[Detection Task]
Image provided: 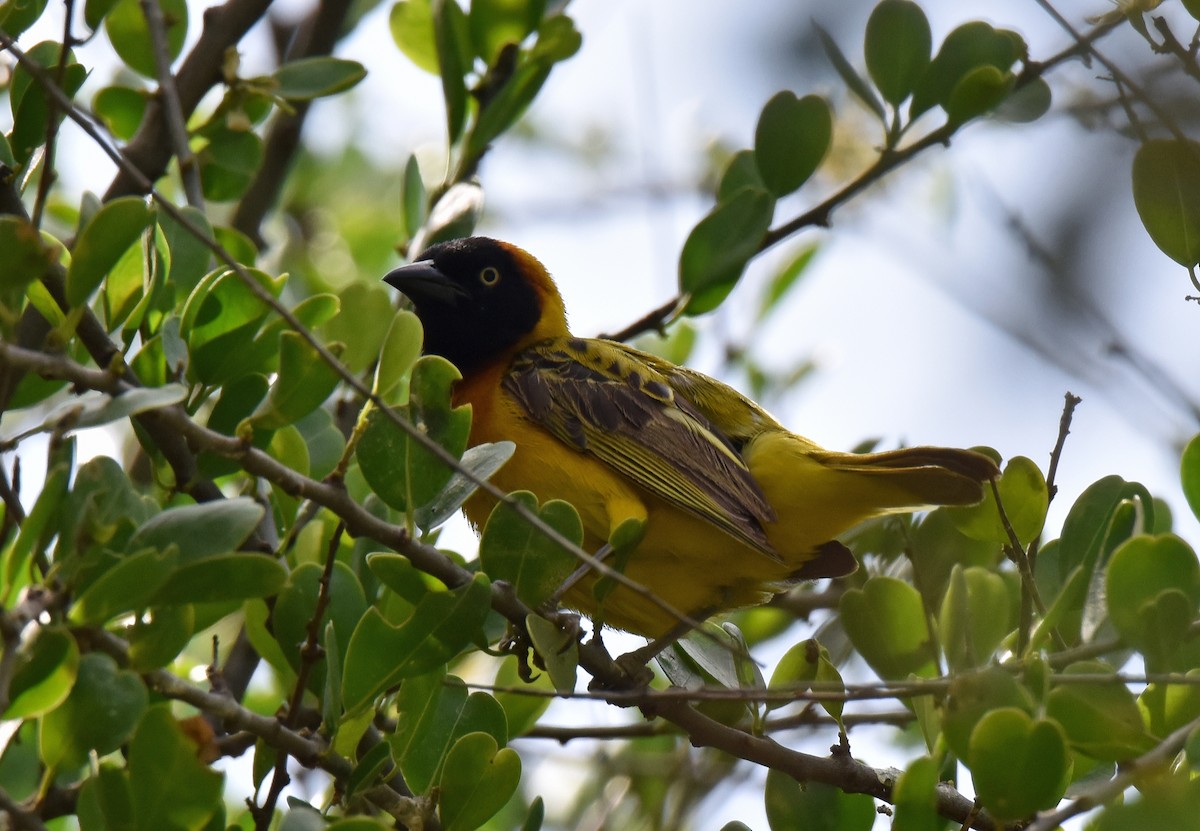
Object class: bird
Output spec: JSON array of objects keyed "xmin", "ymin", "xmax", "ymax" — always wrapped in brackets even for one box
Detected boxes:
[{"xmin": 383, "ymin": 236, "xmax": 999, "ymax": 638}]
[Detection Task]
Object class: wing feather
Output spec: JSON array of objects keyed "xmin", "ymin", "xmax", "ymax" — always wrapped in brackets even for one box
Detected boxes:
[{"xmin": 504, "ymin": 338, "xmax": 779, "ymax": 559}]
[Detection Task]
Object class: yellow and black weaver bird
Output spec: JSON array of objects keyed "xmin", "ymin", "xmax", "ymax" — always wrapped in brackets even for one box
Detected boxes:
[{"xmin": 384, "ymin": 237, "xmax": 999, "ymax": 638}]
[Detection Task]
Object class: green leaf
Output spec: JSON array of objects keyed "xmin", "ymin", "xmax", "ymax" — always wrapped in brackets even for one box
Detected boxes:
[
  {"xmin": 768, "ymin": 637, "xmax": 845, "ymax": 723},
  {"xmin": 994, "ymin": 77, "xmax": 1052, "ymax": 123},
  {"xmin": 525, "ymin": 614, "xmax": 578, "ymax": 694},
  {"xmin": 716, "ymin": 150, "xmax": 766, "ymax": 204},
  {"xmin": 128, "ymin": 604, "xmax": 195, "ymax": 669},
  {"xmin": 948, "ymin": 455, "xmax": 1046, "ymax": 546},
  {"xmin": 66, "ymin": 195, "xmax": 154, "ymax": 307},
  {"xmin": 438, "ymin": 732, "xmax": 521, "ymax": 831},
  {"xmin": 753, "ymin": 92, "xmax": 831, "ymax": 197},
  {"xmin": 9, "ymin": 44, "xmax": 87, "ymax": 165},
  {"xmin": 944, "ymin": 64, "xmax": 1015, "ymax": 125},
  {"xmin": 434, "ymin": 0, "xmax": 470, "ymax": 143},
  {"xmin": 401, "ymin": 154, "xmax": 428, "ymax": 241},
  {"xmin": 77, "ymin": 766, "xmax": 134, "ymax": 831},
  {"xmin": 341, "ymin": 573, "xmax": 490, "ymax": 715},
  {"xmin": 356, "ymin": 356, "xmax": 472, "ymax": 512},
  {"xmin": 127, "ymin": 706, "xmax": 223, "ymax": 830},
  {"xmin": 840, "ymin": 576, "xmax": 938, "ymax": 680},
  {"xmin": 1046, "ymin": 661, "xmax": 1152, "ymax": 760},
  {"xmin": 910, "ymin": 21, "xmax": 1021, "ymax": 119},
  {"xmin": 469, "ymin": 0, "xmax": 544, "ymax": 65},
  {"xmin": 938, "ymin": 565, "xmax": 1013, "ymax": 671},
  {"xmin": 415, "ymin": 441, "xmax": 515, "ymax": 532},
  {"xmin": 159, "ymin": 207, "xmax": 214, "ymax": 299},
  {"xmin": 0, "ymin": 216, "xmax": 53, "ymax": 291},
  {"xmin": 40, "ymin": 653, "xmax": 148, "ymax": 770},
  {"xmin": 373, "ymin": 310, "xmax": 424, "ymax": 401},
  {"xmin": 891, "ymin": 756, "xmax": 940, "ymax": 831},
  {"xmin": 390, "ymin": 0, "xmax": 438, "ymax": 74},
  {"xmin": 680, "ymin": 187, "xmax": 774, "ymax": 315},
  {"xmin": 272, "ymin": 57, "xmax": 367, "ymax": 100},
  {"xmin": 814, "ymin": 20, "xmax": 885, "ymax": 123},
  {"xmin": 179, "ymin": 267, "xmax": 283, "ymax": 385},
  {"xmin": 250, "ymin": 331, "xmax": 343, "ymax": 429},
  {"xmin": 1132, "ymin": 139, "xmax": 1200, "ymax": 268},
  {"xmin": 967, "ymin": 708, "xmax": 1070, "ymax": 822},
  {"xmin": 104, "ymin": 0, "xmax": 189, "ymax": 77},
  {"xmin": 4, "ymin": 626, "xmax": 79, "ymax": 719},
  {"xmin": 152, "ymin": 553, "xmax": 288, "ymax": 604},
  {"xmin": 3, "ymin": 438, "xmax": 71, "ymax": 603},
  {"xmin": 130, "ymin": 497, "xmax": 264, "ymax": 564},
  {"xmin": 93, "ymin": 85, "xmax": 148, "ymax": 140},
  {"xmin": 865, "ymin": 0, "xmax": 932, "ymax": 106},
  {"xmin": 322, "ymin": 282, "xmax": 397, "ymax": 374},
  {"xmin": 479, "ymin": 491, "xmax": 581, "ymax": 609},
  {"xmin": 84, "ymin": 0, "xmax": 120, "ymax": 29},
  {"xmin": 1142, "ymin": 667, "xmax": 1200, "ymax": 736},
  {"xmin": 389, "ymin": 671, "xmax": 509, "ymax": 795},
  {"xmin": 1106, "ymin": 534, "xmax": 1200, "ymax": 660},
  {"xmin": 0, "ymin": 0, "xmax": 49, "ymax": 36},
  {"xmin": 764, "ymin": 770, "xmax": 875, "ymax": 831},
  {"xmin": 70, "ymin": 547, "xmax": 178, "ymax": 624},
  {"xmin": 463, "ymin": 12, "xmax": 582, "ymax": 163},
  {"xmin": 942, "ymin": 666, "xmax": 1035, "ymax": 761},
  {"xmin": 39, "ymin": 385, "xmax": 187, "ymax": 436},
  {"xmin": 196, "ymin": 126, "xmax": 263, "ymax": 202},
  {"xmin": 1184, "ymin": 434, "xmax": 1200, "ymax": 524},
  {"xmin": 757, "ymin": 243, "xmax": 817, "ymax": 320}
]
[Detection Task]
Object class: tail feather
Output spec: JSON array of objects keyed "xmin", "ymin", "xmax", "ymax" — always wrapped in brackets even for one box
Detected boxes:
[{"xmin": 812, "ymin": 446, "xmax": 1000, "ymax": 508}]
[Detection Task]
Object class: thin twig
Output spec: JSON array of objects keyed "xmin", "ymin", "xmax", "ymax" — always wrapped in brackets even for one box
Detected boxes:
[
  {"xmin": 139, "ymin": 0, "xmax": 204, "ymax": 207},
  {"xmin": 1045, "ymin": 392, "xmax": 1081, "ymax": 504},
  {"xmin": 1151, "ymin": 16, "xmax": 1200, "ymax": 83},
  {"xmin": 1032, "ymin": 0, "xmax": 1191, "ymax": 143}
]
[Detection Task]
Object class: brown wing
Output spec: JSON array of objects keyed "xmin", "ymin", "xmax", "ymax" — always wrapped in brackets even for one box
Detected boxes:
[{"xmin": 504, "ymin": 337, "xmax": 779, "ymax": 559}]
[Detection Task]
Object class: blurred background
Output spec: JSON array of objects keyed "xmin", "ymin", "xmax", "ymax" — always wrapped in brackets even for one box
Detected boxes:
[{"xmin": 10, "ymin": 0, "xmax": 1200, "ymax": 826}]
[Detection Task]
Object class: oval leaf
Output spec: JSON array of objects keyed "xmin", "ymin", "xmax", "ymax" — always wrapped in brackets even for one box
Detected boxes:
[
  {"xmin": 865, "ymin": 0, "xmax": 932, "ymax": 106},
  {"xmin": 1132, "ymin": 139, "xmax": 1200, "ymax": 267},
  {"xmin": 272, "ymin": 57, "xmax": 367, "ymax": 101},
  {"xmin": 753, "ymin": 92, "xmax": 831, "ymax": 197},
  {"xmin": 66, "ymin": 196, "xmax": 154, "ymax": 307},
  {"xmin": 680, "ymin": 187, "xmax": 774, "ymax": 314}
]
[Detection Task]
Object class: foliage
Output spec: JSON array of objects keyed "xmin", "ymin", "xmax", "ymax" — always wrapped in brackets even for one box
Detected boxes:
[{"xmin": 0, "ymin": 0, "xmax": 1199, "ymax": 829}]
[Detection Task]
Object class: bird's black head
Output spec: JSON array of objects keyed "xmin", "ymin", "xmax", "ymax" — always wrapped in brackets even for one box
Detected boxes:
[{"xmin": 383, "ymin": 237, "xmax": 557, "ymax": 375}]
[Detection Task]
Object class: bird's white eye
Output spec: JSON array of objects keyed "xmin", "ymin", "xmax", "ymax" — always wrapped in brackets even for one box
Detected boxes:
[{"xmin": 480, "ymin": 266, "xmax": 501, "ymax": 286}]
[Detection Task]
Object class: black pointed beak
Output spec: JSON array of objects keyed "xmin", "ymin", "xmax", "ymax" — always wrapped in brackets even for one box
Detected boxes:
[{"xmin": 383, "ymin": 260, "xmax": 468, "ymax": 305}]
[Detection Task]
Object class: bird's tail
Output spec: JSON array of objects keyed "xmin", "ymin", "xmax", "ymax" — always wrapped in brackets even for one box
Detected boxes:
[{"xmin": 809, "ymin": 445, "xmax": 1000, "ymax": 509}]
